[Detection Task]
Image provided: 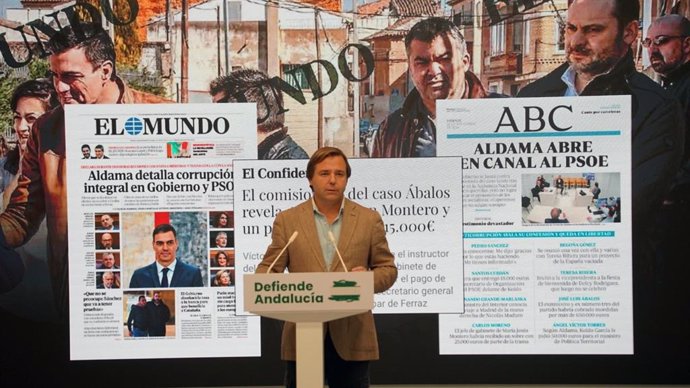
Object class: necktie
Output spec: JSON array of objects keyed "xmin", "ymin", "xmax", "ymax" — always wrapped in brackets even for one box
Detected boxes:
[{"xmin": 161, "ymin": 268, "xmax": 169, "ymax": 287}]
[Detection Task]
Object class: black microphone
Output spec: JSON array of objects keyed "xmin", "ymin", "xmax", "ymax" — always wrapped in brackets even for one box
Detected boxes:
[{"xmin": 266, "ymin": 231, "xmax": 298, "ymax": 273}]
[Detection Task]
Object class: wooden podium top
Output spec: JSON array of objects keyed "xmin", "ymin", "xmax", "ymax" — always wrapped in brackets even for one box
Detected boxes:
[{"xmin": 243, "ymin": 272, "xmax": 374, "ymax": 322}]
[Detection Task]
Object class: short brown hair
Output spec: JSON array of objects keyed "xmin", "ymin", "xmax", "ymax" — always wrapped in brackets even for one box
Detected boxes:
[{"xmin": 306, "ymin": 147, "xmax": 351, "ymax": 180}]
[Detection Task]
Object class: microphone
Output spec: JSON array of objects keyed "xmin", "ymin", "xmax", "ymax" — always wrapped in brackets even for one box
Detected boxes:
[
  {"xmin": 266, "ymin": 231, "xmax": 298, "ymax": 273},
  {"xmin": 328, "ymin": 230, "xmax": 348, "ymax": 273}
]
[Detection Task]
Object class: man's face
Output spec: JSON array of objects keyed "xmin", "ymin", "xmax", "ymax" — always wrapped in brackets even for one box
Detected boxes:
[
  {"xmin": 82, "ymin": 146, "xmax": 91, "ymax": 158},
  {"xmin": 153, "ymin": 292, "xmax": 161, "ymax": 303},
  {"xmin": 408, "ymin": 33, "xmax": 469, "ymax": 113},
  {"xmin": 13, "ymin": 97, "xmax": 46, "ymax": 152},
  {"xmin": 102, "ymin": 253, "xmax": 115, "ymax": 268},
  {"xmin": 647, "ymin": 21, "xmax": 690, "ymax": 76},
  {"xmin": 49, "ymin": 47, "xmax": 112, "ymax": 105},
  {"xmin": 152, "ymin": 230, "xmax": 178, "ymax": 266},
  {"xmin": 101, "ymin": 233, "xmax": 113, "ymax": 249},
  {"xmin": 102, "ymin": 272, "xmax": 114, "ymax": 288},
  {"xmin": 95, "ymin": 148, "xmax": 104, "ymax": 158},
  {"xmin": 100, "ymin": 214, "xmax": 113, "ymax": 229},
  {"xmin": 309, "ymin": 155, "xmax": 348, "ymax": 207},
  {"xmin": 565, "ymin": 0, "xmax": 636, "ymax": 78},
  {"xmin": 138, "ymin": 296, "xmax": 146, "ymax": 306},
  {"xmin": 215, "ymin": 233, "xmax": 227, "ymax": 248}
]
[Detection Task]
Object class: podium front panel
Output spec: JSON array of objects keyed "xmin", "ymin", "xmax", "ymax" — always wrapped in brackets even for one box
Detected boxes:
[{"xmin": 244, "ymin": 272, "xmax": 374, "ymax": 323}]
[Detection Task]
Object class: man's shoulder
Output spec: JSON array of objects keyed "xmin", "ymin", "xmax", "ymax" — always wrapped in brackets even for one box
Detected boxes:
[
  {"xmin": 283, "ymin": 135, "xmax": 309, "ymax": 159},
  {"xmin": 666, "ymin": 70, "xmax": 690, "ymax": 103},
  {"xmin": 627, "ymin": 71, "xmax": 683, "ymax": 128},
  {"xmin": 380, "ymin": 88, "xmax": 423, "ymax": 125},
  {"xmin": 345, "ymin": 198, "xmax": 379, "ymax": 218},
  {"xmin": 270, "ymin": 134, "xmax": 309, "ymax": 159},
  {"xmin": 628, "ymin": 71, "xmax": 677, "ymax": 103},
  {"xmin": 280, "ymin": 199, "xmax": 312, "ymax": 218},
  {"xmin": 173, "ymin": 260, "xmax": 202, "ymax": 286},
  {"xmin": 176, "ymin": 260, "xmax": 199, "ymax": 271},
  {"xmin": 379, "ymin": 106, "xmax": 406, "ymax": 129},
  {"xmin": 517, "ymin": 64, "xmax": 569, "ymax": 97},
  {"xmin": 132, "ymin": 262, "xmax": 155, "ymax": 274}
]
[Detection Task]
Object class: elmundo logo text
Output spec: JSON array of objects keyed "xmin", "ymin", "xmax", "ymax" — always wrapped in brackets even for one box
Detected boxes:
[{"xmin": 94, "ymin": 116, "xmax": 232, "ymax": 136}]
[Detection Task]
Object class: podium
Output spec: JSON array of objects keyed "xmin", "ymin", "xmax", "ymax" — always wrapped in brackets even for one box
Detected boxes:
[{"xmin": 244, "ymin": 272, "xmax": 374, "ymax": 388}]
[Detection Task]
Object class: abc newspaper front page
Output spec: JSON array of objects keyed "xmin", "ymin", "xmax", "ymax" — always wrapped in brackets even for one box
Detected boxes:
[{"xmin": 437, "ymin": 96, "xmax": 633, "ymax": 354}]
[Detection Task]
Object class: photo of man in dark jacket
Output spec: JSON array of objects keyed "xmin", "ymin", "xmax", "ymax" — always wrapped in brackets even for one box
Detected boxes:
[
  {"xmin": 146, "ymin": 292, "xmax": 170, "ymax": 337},
  {"xmin": 518, "ymin": 0, "xmax": 684, "ymax": 223},
  {"xmin": 643, "ymin": 13, "xmax": 690, "ymax": 363},
  {"xmin": 210, "ymin": 69, "xmax": 309, "ymax": 160},
  {"xmin": 0, "ymin": 23, "xmax": 169, "ymax": 319},
  {"xmin": 518, "ymin": 0, "xmax": 686, "ymax": 361},
  {"xmin": 371, "ymin": 17, "xmax": 494, "ymax": 158}
]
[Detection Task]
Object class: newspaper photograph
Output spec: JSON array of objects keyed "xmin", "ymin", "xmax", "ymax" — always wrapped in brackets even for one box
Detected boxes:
[{"xmin": 65, "ymin": 103, "xmax": 261, "ymax": 360}]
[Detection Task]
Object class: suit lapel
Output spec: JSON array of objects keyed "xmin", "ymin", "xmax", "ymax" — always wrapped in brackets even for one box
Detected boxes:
[
  {"xmin": 169, "ymin": 263, "xmax": 179, "ymax": 287},
  {"xmin": 297, "ymin": 201, "xmax": 328, "ymax": 271},
  {"xmin": 149, "ymin": 263, "xmax": 161, "ymax": 287},
  {"xmin": 329, "ymin": 199, "xmax": 358, "ymax": 272}
]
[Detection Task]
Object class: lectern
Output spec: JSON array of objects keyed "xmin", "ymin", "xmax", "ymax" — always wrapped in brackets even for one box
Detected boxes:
[{"xmin": 244, "ymin": 272, "xmax": 374, "ymax": 388}]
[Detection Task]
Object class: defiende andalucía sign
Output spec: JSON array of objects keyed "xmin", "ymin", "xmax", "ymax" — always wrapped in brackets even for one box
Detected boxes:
[{"xmin": 253, "ymin": 279, "xmax": 362, "ymax": 304}]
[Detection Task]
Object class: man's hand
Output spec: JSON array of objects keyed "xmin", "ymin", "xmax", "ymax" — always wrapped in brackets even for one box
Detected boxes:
[
  {"xmin": 351, "ymin": 266, "xmax": 367, "ymax": 272},
  {"xmin": 415, "ymin": 130, "xmax": 436, "ymax": 157}
]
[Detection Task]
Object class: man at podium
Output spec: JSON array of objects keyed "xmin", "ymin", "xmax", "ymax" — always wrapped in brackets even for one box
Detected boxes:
[{"xmin": 256, "ymin": 147, "xmax": 397, "ymax": 388}]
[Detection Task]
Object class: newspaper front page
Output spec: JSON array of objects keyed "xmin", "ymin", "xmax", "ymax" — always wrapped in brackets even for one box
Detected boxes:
[
  {"xmin": 437, "ymin": 96, "xmax": 633, "ymax": 354},
  {"xmin": 65, "ymin": 103, "xmax": 261, "ymax": 360},
  {"xmin": 234, "ymin": 158, "xmax": 464, "ymax": 314}
]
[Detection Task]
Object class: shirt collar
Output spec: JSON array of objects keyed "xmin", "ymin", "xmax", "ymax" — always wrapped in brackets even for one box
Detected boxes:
[
  {"xmin": 561, "ymin": 53, "xmax": 627, "ymax": 96},
  {"xmin": 311, "ymin": 197, "xmax": 345, "ymax": 217},
  {"xmin": 156, "ymin": 259, "xmax": 177, "ymax": 272},
  {"xmin": 561, "ymin": 66, "xmax": 579, "ymax": 96}
]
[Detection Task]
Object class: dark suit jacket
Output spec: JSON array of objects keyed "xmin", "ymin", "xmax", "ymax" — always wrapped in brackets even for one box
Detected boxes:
[
  {"xmin": 129, "ymin": 260, "xmax": 203, "ymax": 288},
  {"xmin": 96, "ymin": 225, "xmax": 118, "ymax": 231},
  {"xmin": 256, "ymin": 199, "xmax": 397, "ymax": 361},
  {"xmin": 96, "ymin": 264, "xmax": 119, "ymax": 270},
  {"xmin": 96, "ymin": 284, "xmax": 119, "ymax": 289},
  {"xmin": 545, "ymin": 218, "xmax": 569, "ymax": 223}
]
